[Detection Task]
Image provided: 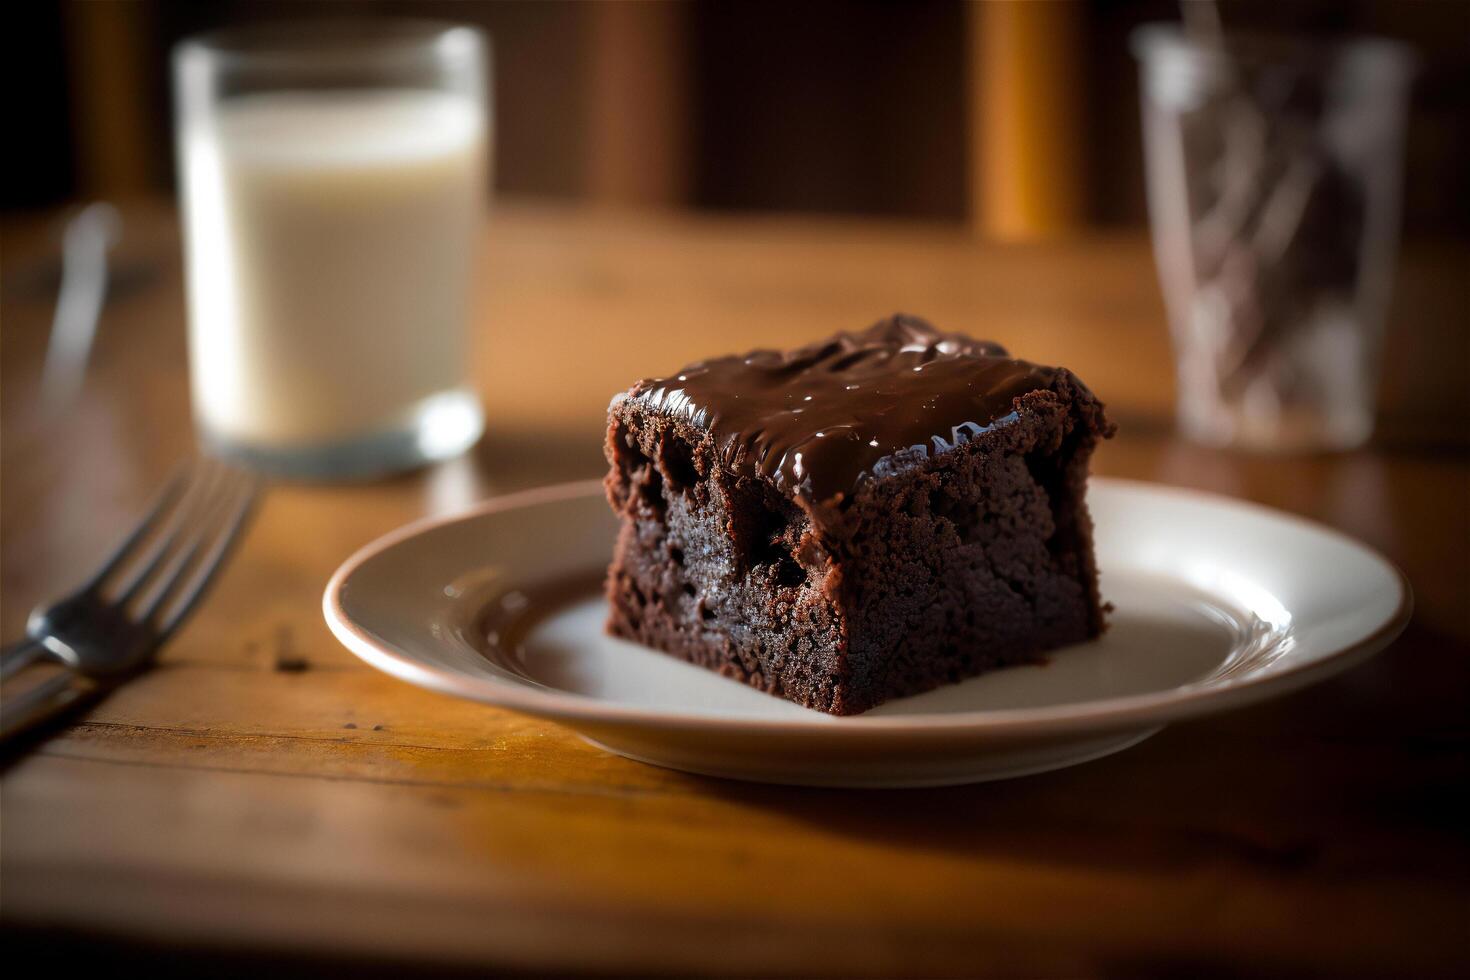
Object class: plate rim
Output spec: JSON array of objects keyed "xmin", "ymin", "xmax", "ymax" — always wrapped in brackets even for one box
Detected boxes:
[{"xmin": 323, "ymin": 477, "xmax": 1413, "ymax": 737}]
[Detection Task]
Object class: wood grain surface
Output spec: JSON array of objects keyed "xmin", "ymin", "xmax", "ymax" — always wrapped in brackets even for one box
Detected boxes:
[{"xmin": 1, "ymin": 201, "xmax": 1467, "ymax": 977}]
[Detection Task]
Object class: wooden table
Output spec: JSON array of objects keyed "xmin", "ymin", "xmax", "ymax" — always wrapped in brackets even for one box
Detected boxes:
[{"xmin": 3, "ymin": 202, "xmax": 1467, "ymax": 977}]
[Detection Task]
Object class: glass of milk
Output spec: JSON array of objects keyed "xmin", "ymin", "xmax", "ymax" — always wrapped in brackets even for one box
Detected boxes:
[{"xmin": 173, "ymin": 21, "xmax": 489, "ymax": 479}]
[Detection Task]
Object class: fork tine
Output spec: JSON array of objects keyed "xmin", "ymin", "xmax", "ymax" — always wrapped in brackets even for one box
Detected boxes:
[
  {"xmin": 136, "ymin": 532, "xmax": 209, "ymax": 625},
  {"xmin": 137, "ymin": 467, "xmax": 241, "ymax": 623},
  {"xmin": 82, "ymin": 462, "xmax": 192, "ymax": 592},
  {"xmin": 113, "ymin": 460, "xmax": 221, "ymax": 607},
  {"xmin": 156, "ymin": 471, "xmax": 260, "ymax": 639}
]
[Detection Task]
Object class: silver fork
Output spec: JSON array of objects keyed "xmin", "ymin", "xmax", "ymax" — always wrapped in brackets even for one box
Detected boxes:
[{"xmin": 0, "ymin": 458, "xmax": 260, "ymax": 742}]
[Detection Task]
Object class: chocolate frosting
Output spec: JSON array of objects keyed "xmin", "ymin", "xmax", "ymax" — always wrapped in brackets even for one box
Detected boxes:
[{"xmin": 623, "ymin": 314, "xmax": 1061, "ymax": 507}]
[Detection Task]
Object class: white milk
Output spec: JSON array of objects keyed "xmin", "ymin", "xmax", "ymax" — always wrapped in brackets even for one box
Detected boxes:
[{"xmin": 180, "ymin": 90, "xmax": 486, "ymax": 446}]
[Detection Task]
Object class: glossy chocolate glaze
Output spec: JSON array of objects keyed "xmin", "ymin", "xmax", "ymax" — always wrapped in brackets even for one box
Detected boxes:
[{"xmin": 621, "ymin": 314, "xmax": 1061, "ymax": 506}]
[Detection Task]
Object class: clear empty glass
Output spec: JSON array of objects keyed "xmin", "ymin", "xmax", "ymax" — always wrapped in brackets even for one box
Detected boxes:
[
  {"xmin": 1133, "ymin": 26, "xmax": 1413, "ymax": 451},
  {"xmin": 174, "ymin": 21, "xmax": 490, "ymax": 479}
]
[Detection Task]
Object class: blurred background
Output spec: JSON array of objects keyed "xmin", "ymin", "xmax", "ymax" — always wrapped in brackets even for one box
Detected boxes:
[
  {"xmin": 7, "ymin": 0, "xmax": 1469, "ymax": 239},
  {"xmin": 8, "ymin": 0, "xmax": 1464, "ymax": 453}
]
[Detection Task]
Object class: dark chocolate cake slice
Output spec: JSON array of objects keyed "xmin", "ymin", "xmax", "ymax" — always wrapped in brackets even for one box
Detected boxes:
[{"xmin": 602, "ymin": 314, "xmax": 1115, "ymax": 715}]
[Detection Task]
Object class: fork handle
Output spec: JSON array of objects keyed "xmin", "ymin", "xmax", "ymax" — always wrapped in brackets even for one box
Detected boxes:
[
  {"xmin": 1, "ymin": 636, "xmax": 48, "ymax": 681},
  {"xmin": 0, "ymin": 667, "xmax": 100, "ymax": 742},
  {"xmin": 1, "ymin": 638, "xmax": 102, "ymax": 743}
]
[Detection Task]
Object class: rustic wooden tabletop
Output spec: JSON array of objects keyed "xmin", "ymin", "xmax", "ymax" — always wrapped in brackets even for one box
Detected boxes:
[{"xmin": 2, "ymin": 201, "xmax": 1467, "ymax": 977}]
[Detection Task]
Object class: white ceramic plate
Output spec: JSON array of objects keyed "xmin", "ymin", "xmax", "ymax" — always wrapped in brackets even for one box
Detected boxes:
[{"xmin": 324, "ymin": 478, "xmax": 1410, "ymax": 787}]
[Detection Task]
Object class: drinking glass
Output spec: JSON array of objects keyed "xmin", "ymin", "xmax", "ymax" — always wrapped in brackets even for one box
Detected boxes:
[
  {"xmin": 174, "ymin": 20, "xmax": 490, "ymax": 478},
  {"xmin": 1133, "ymin": 26, "xmax": 1413, "ymax": 451}
]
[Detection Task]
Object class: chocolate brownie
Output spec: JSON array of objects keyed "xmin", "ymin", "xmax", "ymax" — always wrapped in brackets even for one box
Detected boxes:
[{"xmin": 602, "ymin": 314, "xmax": 1115, "ymax": 715}]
